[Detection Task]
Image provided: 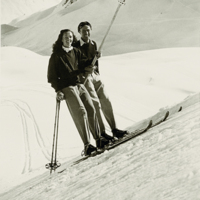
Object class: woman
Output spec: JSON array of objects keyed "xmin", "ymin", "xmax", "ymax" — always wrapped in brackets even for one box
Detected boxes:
[{"xmin": 47, "ymin": 29, "xmax": 109, "ymax": 156}]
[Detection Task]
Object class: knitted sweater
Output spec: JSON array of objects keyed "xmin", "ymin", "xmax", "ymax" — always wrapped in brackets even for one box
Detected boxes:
[
  {"xmin": 47, "ymin": 47, "xmax": 91, "ymax": 92},
  {"xmin": 74, "ymin": 40, "xmax": 99, "ymax": 74}
]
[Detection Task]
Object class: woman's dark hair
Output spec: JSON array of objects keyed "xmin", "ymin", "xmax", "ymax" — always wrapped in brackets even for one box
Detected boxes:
[
  {"xmin": 52, "ymin": 29, "xmax": 77, "ymax": 53},
  {"xmin": 77, "ymin": 21, "xmax": 92, "ymax": 32}
]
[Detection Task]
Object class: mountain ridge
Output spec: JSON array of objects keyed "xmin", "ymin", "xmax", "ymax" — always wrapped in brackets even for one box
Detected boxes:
[{"xmin": 2, "ymin": 0, "xmax": 200, "ymax": 56}]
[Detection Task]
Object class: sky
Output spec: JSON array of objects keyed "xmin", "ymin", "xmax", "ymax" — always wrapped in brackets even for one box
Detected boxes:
[{"xmin": 1, "ymin": 0, "xmax": 200, "ymax": 199}]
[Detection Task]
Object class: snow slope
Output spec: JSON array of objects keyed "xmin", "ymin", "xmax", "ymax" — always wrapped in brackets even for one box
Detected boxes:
[
  {"xmin": 1, "ymin": 46, "xmax": 200, "ymax": 197},
  {"xmin": 1, "ymin": 92, "xmax": 200, "ymax": 200},
  {"xmin": 1, "ymin": 0, "xmax": 61, "ymax": 24},
  {"xmin": 1, "ymin": 0, "xmax": 200, "ymax": 55}
]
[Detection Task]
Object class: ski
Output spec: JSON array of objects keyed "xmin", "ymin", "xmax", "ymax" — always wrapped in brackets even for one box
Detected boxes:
[
  {"xmin": 107, "ymin": 119, "xmax": 153, "ymax": 150},
  {"xmin": 107, "ymin": 110, "xmax": 170, "ymax": 150},
  {"xmin": 72, "ymin": 119, "xmax": 153, "ymax": 165},
  {"xmin": 72, "ymin": 149, "xmax": 104, "ymax": 165},
  {"xmin": 73, "ymin": 120, "xmax": 152, "ymax": 165},
  {"xmin": 151, "ymin": 110, "xmax": 169, "ymax": 128},
  {"xmin": 69, "ymin": 107, "xmax": 182, "ymax": 167}
]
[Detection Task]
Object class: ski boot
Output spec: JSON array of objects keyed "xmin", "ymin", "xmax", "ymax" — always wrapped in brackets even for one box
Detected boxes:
[
  {"xmin": 101, "ymin": 132, "xmax": 115, "ymax": 143},
  {"xmin": 112, "ymin": 128, "xmax": 127, "ymax": 138},
  {"xmin": 83, "ymin": 144, "xmax": 97, "ymax": 156},
  {"xmin": 96, "ymin": 136, "xmax": 109, "ymax": 149}
]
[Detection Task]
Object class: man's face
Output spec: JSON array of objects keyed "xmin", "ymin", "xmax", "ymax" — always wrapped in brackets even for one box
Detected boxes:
[
  {"xmin": 62, "ymin": 31, "xmax": 73, "ymax": 47},
  {"xmin": 79, "ymin": 25, "xmax": 91, "ymax": 42}
]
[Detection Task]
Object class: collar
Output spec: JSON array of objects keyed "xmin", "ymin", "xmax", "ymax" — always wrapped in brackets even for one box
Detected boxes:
[
  {"xmin": 80, "ymin": 38, "xmax": 94, "ymax": 46},
  {"xmin": 62, "ymin": 46, "xmax": 73, "ymax": 53}
]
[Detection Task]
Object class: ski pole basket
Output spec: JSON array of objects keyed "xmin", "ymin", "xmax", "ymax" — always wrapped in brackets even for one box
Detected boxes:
[
  {"xmin": 46, "ymin": 99, "xmax": 61, "ymax": 174},
  {"xmin": 45, "ymin": 161, "xmax": 61, "ymax": 171}
]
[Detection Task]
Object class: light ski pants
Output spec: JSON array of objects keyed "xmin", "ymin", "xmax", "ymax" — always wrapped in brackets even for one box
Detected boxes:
[
  {"xmin": 61, "ymin": 85, "xmax": 100, "ymax": 145},
  {"xmin": 84, "ymin": 73, "xmax": 116, "ymax": 133}
]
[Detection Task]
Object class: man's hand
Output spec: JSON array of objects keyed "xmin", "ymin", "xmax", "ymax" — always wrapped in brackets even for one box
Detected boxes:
[
  {"xmin": 95, "ymin": 51, "xmax": 101, "ymax": 59},
  {"xmin": 56, "ymin": 91, "xmax": 64, "ymax": 101},
  {"xmin": 84, "ymin": 65, "xmax": 96, "ymax": 74}
]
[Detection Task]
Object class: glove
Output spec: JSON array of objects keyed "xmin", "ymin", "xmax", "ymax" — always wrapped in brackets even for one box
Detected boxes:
[
  {"xmin": 56, "ymin": 91, "xmax": 64, "ymax": 101},
  {"xmin": 84, "ymin": 65, "xmax": 96, "ymax": 74},
  {"xmin": 95, "ymin": 50, "xmax": 101, "ymax": 59},
  {"xmin": 70, "ymin": 75, "xmax": 80, "ymax": 86}
]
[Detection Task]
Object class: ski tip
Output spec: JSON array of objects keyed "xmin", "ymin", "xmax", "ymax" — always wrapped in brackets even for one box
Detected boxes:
[
  {"xmin": 178, "ymin": 106, "xmax": 182, "ymax": 112},
  {"xmin": 147, "ymin": 120, "xmax": 153, "ymax": 129},
  {"xmin": 163, "ymin": 111, "xmax": 169, "ymax": 121}
]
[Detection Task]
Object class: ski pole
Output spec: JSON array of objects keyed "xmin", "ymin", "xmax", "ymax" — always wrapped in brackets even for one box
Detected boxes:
[
  {"xmin": 53, "ymin": 99, "xmax": 61, "ymax": 172},
  {"xmin": 83, "ymin": 0, "xmax": 126, "ymax": 85},
  {"xmin": 45, "ymin": 99, "xmax": 61, "ymax": 174}
]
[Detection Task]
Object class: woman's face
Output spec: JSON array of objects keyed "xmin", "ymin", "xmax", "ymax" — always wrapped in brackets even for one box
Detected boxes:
[{"xmin": 62, "ymin": 31, "xmax": 73, "ymax": 48}]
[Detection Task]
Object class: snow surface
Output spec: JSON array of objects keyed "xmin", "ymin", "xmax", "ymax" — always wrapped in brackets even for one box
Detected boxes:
[
  {"xmin": 1, "ymin": 0, "xmax": 62, "ymax": 24},
  {"xmin": 1, "ymin": 0, "xmax": 200, "ymax": 199},
  {"xmin": 2, "ymin": 95, "xmax": 200, "ymax": 200},
  {"xmin": 1, "ymin": 46, "xmax": 200, "ymax": 199}
]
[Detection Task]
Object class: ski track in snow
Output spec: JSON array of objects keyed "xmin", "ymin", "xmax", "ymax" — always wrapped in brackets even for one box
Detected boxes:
[{"xmin": 1, "ymin": 99, "xmax": 51, "ymax": 174}]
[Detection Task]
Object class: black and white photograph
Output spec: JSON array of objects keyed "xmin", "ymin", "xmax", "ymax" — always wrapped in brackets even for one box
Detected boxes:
[{"xmin": 1, "ymin": 0, "xmax": 200, "ymax": 199}]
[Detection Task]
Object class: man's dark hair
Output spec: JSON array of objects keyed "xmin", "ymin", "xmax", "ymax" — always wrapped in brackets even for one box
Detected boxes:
[{"xmin": 77, "ymin": 21, "xmax": 92, "ymax": 32}]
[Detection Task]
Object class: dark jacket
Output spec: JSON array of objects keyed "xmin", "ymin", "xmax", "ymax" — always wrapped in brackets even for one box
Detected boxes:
[
  {"xmin": 73, "ymin": 40, "xmax": 99, "ymax": 74},
  {"xmin": 47, "ymin": 47, "xmax": 91, "ymax": 92}
]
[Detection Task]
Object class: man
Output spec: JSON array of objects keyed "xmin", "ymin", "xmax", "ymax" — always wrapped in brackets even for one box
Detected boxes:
[{"xmin": 74, "ymin": 21, "xmax": 127, "ymax": 140}]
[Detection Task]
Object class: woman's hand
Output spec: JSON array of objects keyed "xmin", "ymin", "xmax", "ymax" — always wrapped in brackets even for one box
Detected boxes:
[{"xmin": 56, "ymin": 91, "xmax": 64, "ymax": 101}]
